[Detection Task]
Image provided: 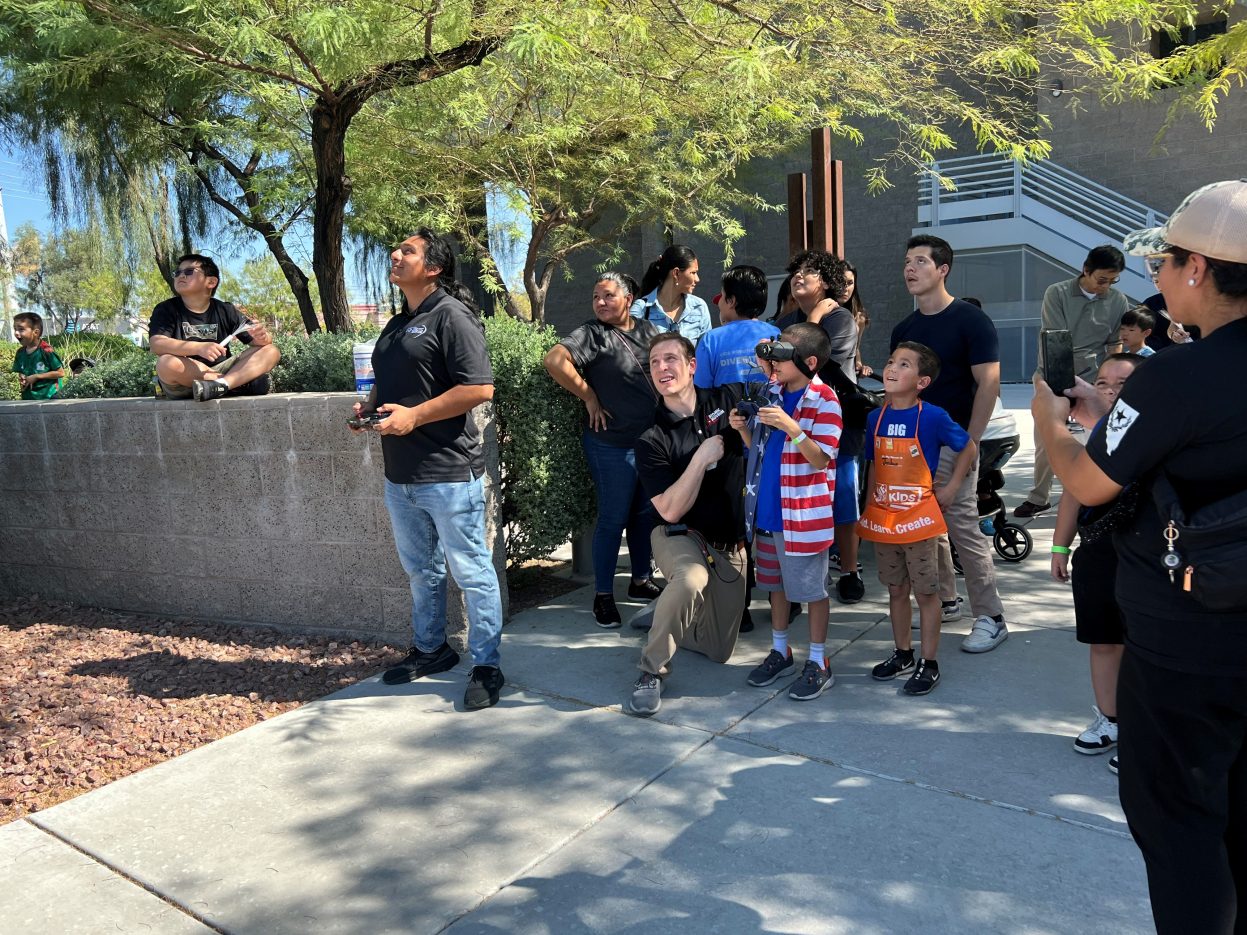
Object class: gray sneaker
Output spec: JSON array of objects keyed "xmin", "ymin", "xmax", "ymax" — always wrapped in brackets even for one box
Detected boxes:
[
  {"xmin": 628, "ymin": 672, "xmax": 662, "ymax": 716},
  {"xmin": 961, "ymin": 615, "xmax": 1009, "ymax": 653},
  {"xmin": 747, "ymin": 649, "xmax": 795, "ymax": 687},
  {"xmin": 788, "ymin": 659, "xmax": 834, "ymax": 700}
]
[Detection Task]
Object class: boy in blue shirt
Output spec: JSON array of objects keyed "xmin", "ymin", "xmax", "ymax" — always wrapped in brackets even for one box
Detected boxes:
[
  {"xmin": 694, "ymin": 265, "xmax": 779, "ymax": 389},
  {"xmin": 859, "ymin": 341, "xmax": 977, "ymax": 695}
]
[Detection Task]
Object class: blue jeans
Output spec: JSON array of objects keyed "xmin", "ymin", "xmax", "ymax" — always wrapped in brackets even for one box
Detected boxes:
[
  {"xmin": 383, "ymin": 475, "xmax": 503, "ymax": 667},
  {"xmin": 582, "ymin": 431, "xmax": 656, "ymax": 594}
]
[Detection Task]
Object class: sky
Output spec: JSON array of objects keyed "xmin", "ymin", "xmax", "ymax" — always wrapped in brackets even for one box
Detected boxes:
[{"xmin": 1, "ymin": 142, "xmax": 529, "ymax": 310}]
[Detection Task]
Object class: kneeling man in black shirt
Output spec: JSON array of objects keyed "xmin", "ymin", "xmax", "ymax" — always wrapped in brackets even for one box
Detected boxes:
[{"xmin": 629, "ymin": 333, "xmax": 749, "ymax": 715}]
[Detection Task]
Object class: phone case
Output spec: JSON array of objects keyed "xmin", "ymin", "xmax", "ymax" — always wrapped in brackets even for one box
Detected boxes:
[{"xmin": 1040, "ymin": 330, "xmax": 1076, "ymax": 395}]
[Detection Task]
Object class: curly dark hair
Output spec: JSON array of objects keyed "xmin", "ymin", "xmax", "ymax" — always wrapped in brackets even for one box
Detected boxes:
[{"xmin": 786, "ymin": 250, "xmax": 849, "ymax": 305}]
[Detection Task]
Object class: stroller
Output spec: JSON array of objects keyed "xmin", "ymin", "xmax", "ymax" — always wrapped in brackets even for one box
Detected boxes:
[{"xmin": 950, "ymin": 406, "xmax": 1033, "ymax": 572}]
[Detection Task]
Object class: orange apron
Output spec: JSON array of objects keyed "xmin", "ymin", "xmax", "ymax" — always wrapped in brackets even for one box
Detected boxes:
[{"xmin": 858, "ymin": 402, "xmax": 948, "ymax": 544}]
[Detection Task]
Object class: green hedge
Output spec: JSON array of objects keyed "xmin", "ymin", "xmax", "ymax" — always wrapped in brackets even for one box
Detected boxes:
[
  {"xmin": 49, "ymin": 333, "xmax": 145, "ymax": 363},
  {"xmin": 56, "ymin": 354, "xmax": 157, "ymax": 399},
  {"xmin": 0, "ymin": 342, "xmax": 18, "ymax": 401},
  {"xmin": 484, "ymin": 315, "xmax": 595, "ymax": 565}
]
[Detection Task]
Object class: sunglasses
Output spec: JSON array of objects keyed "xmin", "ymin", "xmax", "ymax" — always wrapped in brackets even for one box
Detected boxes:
[
  {"xmin": 173, "ymin": 267, "xmax": 202, "ymax": 278},
  {"xmin": 1144, "ymin": 253, "xmax": 1173, "ymax": 277}
]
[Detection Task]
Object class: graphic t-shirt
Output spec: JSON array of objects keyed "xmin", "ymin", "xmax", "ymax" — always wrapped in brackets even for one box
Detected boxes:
[
  {"xmin": 11, "ymin": 342, "xmax": 64, "ymax": 400},
  {"xmin": 866, "ymin": 402, "xmax": 970, "ymax": 476},
  {"xmin": 148, "ymin": 297, "xmax": 253, "ymax": 365},
  {"xmin": 694, "ymin": 319, "xmax": 779, "ymax": 389}
]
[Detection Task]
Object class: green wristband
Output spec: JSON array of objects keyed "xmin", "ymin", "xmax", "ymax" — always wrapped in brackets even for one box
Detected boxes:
[{"xmin": 1050, "ymin": 545, "xmax": 1072, "ymax": 555}]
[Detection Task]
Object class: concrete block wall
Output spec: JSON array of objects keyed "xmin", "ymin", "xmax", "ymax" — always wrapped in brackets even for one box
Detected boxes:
[{"xmin": 0, "ymin": 394, "xmax": 508, "ymax": 646}]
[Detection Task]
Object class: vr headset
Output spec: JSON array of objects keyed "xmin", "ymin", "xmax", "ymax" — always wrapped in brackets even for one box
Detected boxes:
[{"xmin": 755, "ymin": 340, "xmax": 815, "ymax": 378}]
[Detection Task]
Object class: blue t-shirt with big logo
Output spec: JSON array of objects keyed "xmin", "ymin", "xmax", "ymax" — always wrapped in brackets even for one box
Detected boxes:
[{"xmin": 866, "ymin": 402, "xmax": 970, "ymax": 476}]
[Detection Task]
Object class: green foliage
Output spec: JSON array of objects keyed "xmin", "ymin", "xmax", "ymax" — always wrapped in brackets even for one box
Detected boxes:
[
  {"xmin": 48, "ymin": 333, "xmax": 144, "ymax": 363},
  {"xmin": 0, "ymin": 342, "xmax": 19, "ymax": 401},
  {"xmin": 55, "ymin": 354, "xmax": 156, "ymax": 399},
  {"xmin": 270, "ymin": 331, "xmax": 360, "ymax": 393},
  {"xmin": 484, "ymin": 315, "xmax": 594, "ymax": 565}
]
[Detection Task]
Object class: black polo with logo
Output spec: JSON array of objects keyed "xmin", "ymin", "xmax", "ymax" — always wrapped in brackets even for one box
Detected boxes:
[
  {"xmin": 635, "ymin": 384, "xmax": 746, "ymax": 545},
  {"xmin": 372, "ymin": 288, "xmax": 494, "ymax": 484}
]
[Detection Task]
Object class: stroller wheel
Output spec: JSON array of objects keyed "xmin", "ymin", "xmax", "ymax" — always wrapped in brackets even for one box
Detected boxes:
[{"xmin": 993, "ymin": 524, "xmax": 1033, "ymax": 562}]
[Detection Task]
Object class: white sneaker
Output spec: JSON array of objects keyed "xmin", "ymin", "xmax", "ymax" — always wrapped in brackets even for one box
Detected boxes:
[
  {"xmin": 912, "ymin": 597, "xmax": 963, "ymax": 629},
  {"xmin": 1074, "ymin": 706, "xmax": 1118, "ymax": 755},
  {"xmin": 961, "ymin": 615, "xmax": 1008, "ymax": 653}
]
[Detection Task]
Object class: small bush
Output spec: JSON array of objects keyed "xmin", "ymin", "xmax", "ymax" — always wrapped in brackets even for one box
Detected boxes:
[
  {"xmin": 55, "ymin": 354, "xmax": 156, "ymax": 399},
  {"xmin": 485, "ymin": 315, "xmax": 594, "ymax": 565},
  {"xmin": 0, "ymin": 341, "xmax": 19, "ymax": 400},
  {"xmin": 271, "ymin": 330, "xmax": 359, "ymax": 393}
]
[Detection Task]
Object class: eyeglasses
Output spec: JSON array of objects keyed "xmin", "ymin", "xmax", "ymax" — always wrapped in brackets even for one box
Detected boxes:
[
  {"xmin": 1144, "ymin": 253, "xmax": 1173, "ymax": 277},
  {"xmin": 173, "ymin": 266, "xmax": 202, "ymax": 278},
  {"xmin": 1091, "ymin": 275, "xmax": 1120, "ymax": 287}
]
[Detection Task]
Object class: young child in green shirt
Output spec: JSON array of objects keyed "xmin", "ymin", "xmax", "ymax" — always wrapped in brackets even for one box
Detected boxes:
[{"xmin": 11, "ymin": 313, "xmax": 65, "ymax": 400}]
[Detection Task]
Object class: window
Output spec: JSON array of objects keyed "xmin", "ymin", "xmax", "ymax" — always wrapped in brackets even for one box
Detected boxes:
[{"xmin": 1152, "ymin": 15, "xmax": 1227, "ymax": 60}]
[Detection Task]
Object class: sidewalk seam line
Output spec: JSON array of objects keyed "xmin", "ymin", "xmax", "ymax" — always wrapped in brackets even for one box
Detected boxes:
[{"xmin": 23, "ymin": 817, "xmax": 234, "ymax": 935}]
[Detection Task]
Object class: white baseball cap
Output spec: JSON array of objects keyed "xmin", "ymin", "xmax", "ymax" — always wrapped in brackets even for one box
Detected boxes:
[{"xmin": 1124, "ymin": 179, "xmax": 1247, "ymax": 263}]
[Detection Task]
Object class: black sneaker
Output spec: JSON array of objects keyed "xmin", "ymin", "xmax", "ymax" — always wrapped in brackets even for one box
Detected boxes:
[
  {"xmin": 836, "ymin": 572, "xmax": 865, "ymax": 604},
  {"xmin": 747, "ymin": 649, "xmax": 795, "ymax": 687},
  {"xmin": 464, "ymin": 666, "xmax": 505, "ymax": 709},
  {"xmin": 627, "ymin": 578, "xmax": 664, "ymax": 601},
  {"xmin": 872, "ymin": 648, "xmax": 915, "ymax": 681},
  {"xmin": 192, "ymin": 378, "xmax": 229, "ymax": 401},
  {"xmin": 382, "ymin": 643, "xmax": 460, "ymax": 685},
  {"xmin": 903, "ymin": 658, "xmax": 941, "ymax": 695},
  {"xmin": 1108, "ymin": 755, "xmax": 1119, "ymax": 776},
  {"xmin": 1012, "ymin": 501, "xmax": 1051, "ymax": 519},
  {"xmin": 593, "ymin": 593, "xmax": 622, "ymax": 628}
]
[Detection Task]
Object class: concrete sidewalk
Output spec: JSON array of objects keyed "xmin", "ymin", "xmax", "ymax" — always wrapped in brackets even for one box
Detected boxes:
[{"xmin": 0, "ymin": 387, "xmax": 1152, "ymax": 935}]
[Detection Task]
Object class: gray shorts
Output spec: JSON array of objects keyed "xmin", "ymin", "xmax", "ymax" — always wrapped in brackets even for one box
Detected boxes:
[{"xmin": 754, "ymin": 530, "xmax": 830, "ymax": 602}]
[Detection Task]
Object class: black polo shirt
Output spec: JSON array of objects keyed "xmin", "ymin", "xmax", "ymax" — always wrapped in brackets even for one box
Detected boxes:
[
  {"xmin": 635, "ymin": 385, "xmax": 746, "ymax": 545},
  {"xmin": 372, "ymin": 288, "xmax": 494, "ymax": 484}
]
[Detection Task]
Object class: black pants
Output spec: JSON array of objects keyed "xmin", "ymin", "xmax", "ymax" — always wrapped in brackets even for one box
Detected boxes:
[{"xmin": 1118, "ymin": 648, "xmax": 1247, "ymax": 934}]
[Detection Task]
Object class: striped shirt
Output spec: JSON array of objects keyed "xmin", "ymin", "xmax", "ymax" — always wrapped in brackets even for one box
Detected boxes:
[{"xmin": 743, "ymin": 377, "xmax": 843, "ymax": 554}]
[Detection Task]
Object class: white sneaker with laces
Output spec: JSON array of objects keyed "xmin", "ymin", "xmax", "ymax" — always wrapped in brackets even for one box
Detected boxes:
[
  {"xmin": 961, "ymin": 615, "xmax": 1008, "ymax": 653},
  {"xmin": 1074, "ymin": 706, "xmax": 1118, "ymax": 754}
]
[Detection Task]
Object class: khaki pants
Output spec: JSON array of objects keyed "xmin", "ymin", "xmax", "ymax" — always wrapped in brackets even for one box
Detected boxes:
[
  {"xmin": 640, "ymin": 527, "xmax": 747, "ymax": 677},
  {"xmin": 1026, "ymin": 425, "xmax": 1055, "ymax": 506},
  {"xmin": 934, "ymin": 447, "xmax": 1004, "ymax": 618}
]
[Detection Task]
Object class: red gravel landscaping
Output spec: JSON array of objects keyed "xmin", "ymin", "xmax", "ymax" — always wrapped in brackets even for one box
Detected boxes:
[{"xmin": 0, "ymin": 598, "xmax": 401, "ymax": 824}]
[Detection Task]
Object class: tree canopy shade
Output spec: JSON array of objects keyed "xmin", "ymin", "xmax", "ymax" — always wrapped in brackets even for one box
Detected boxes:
[{"xmin": 4, "ymin": 0, "xmax": 1247, "ymax": 326}]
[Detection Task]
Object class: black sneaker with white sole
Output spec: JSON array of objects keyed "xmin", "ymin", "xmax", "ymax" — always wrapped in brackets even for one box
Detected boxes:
[
  {"xmin": 872, "ymin": 648, "xmax": 915, "ymax": 681},
  {"xmin": 903, "ymin": 658, "xmax": 940, "ymax": 695}
]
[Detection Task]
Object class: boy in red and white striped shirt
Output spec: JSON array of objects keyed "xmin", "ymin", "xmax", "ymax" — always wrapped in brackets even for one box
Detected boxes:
[{"xmin": 730, "ymin": 322, "xmax": 843, "ymax": 700}]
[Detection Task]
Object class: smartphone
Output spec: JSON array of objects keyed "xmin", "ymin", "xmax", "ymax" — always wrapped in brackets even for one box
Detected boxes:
[{"xmin": 1040, "ymin": 330, "xmax": 1076, "ymax": 395}]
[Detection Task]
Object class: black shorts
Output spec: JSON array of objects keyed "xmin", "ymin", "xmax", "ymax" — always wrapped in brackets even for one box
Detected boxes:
[{"xmin": 1072, "ymin": 536, "xmax": 1124, "ymax": 644}]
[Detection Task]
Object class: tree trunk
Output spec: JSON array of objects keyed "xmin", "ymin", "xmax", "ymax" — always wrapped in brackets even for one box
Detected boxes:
[
  {"xmin": 263, "ymin": 232, "xmax": 320, "ymax": 334},
  {"xmin": 310, "ymin": 100, "xmax": 356, "ymax": 333}
]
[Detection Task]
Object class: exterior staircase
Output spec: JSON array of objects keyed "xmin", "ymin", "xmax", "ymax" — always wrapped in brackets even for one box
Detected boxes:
[{"xmin": 915, "ymin": 155, "xmax": 1167, "ymax": 301}]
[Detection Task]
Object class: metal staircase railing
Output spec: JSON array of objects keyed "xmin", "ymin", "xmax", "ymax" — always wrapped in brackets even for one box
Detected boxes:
[{"xmin": 917, "ymin": 154, "xmax": 1167, "ymax": 247}]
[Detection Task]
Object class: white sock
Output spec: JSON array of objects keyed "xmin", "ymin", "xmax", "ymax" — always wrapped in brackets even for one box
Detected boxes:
[
  {"xmin": 772, "ymin": 629, "xmax": 789, "ymax": 656},
  {"xmin": 809, "ymin": 642, "xmax": 826, "ymax": 668}
]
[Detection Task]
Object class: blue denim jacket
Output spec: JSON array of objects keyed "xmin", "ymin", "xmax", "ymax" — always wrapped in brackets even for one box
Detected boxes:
[{"xmin": 630, "ymin": 290, "xmax": 713, "ymax": 345}]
